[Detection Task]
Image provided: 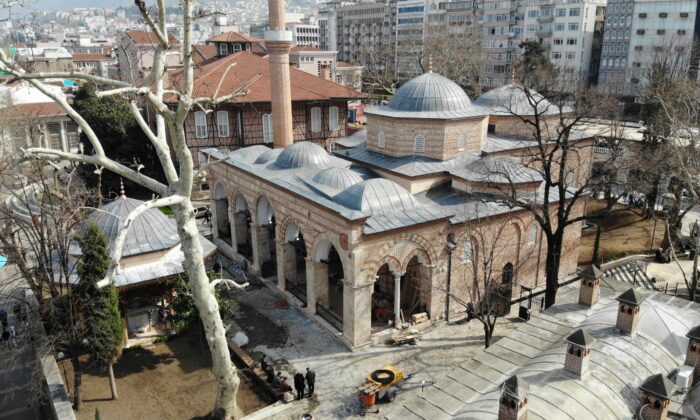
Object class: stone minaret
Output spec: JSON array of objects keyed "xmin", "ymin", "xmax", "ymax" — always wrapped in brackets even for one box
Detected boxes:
[{"xmin": 266, "ymin": 0, "xmax": 294, "ymax": 149}]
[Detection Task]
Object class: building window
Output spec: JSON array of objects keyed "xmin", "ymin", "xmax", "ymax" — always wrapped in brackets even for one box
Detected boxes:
[
  {"xmin": 462, "ymin": 239, "xmax": 474, "ymax": 263},
  {"xmin": 47, "ymin": 123, "xmax": 62, "ymax": 150},
  {"xmin": 659, "ymin": 12, "xmax": 667, "ymax": 18},
  {"xmin": 569, "ymin": 7, "xmax": 580, "ymax": 16},
  {"xmin": 219, "ymin": 43, "xmax": 228, "ymax": 56},
  {"xmin": 678, "ymin": 30, "xmax": 687, "ymax": 36},
  {"xmin": 568, "ymin": 23, "xmax": 579, "ymax": 31},
  {"xmin": 638, "ymin": 13, "xmax": 646, "ymax": 18},
  {"xmin": 556, "ymin": 8, "xmax": 566, "ymax": 16},
  {"xmin": 378, "ymin": 131, "xmax": 385, "ymax": 148},
  {"xmin": 636, "ymin": 29, "xmax": 645, "ymax": 35},
  {"xmin": 681, "ymin": 12, "xmax": 689, "ymax": 17},
  {"xmin": 553, "ymin": 38, "xmax": 563, "ymax": 45},
  {"xmin": 458, "ymin": 134, "xmax": 467, "ymax": 151},
  {"xmin": 329, "ymin": 106, "xmax": 339, "ymax": 131},
  {"xmin": 657, "ymin": 29, "xmax": 665, "ymax": 35},
  {"xmin": 567, "ymin": 38, "xmax": 577, "ymax": 45},
  {"xmin": 414, "ymin": 135, "xmax": 425, "ymax": 153},
  {"xmin": 262, "ymin": 113, "xmax": 273, "ymax": 143},
  {"xmin": 216, "ymin": 111, "xmax": 229, "ymax": 137},
  {"xmin": 194, "ymin": 111, "xmax": 207, "ymax": 138},
  {"xmin": 310, "ymin": 107, "xmax": 322, "ymax": 132},
  {"xmin": 528, "ymin": 224, "xmax": 537, "ymax": 245}
]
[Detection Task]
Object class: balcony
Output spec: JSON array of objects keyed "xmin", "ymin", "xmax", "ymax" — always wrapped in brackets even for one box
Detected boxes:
[
  {"xmin": 537, "ymin": 15, "xmax": 554, "ymax": 22},
  {"xmin": 540, "ymin": 0, "xmax": 556, "ymax": 7},
  {"xmin": 536, "ymin": 28, "xmax": 553, "ymax": 36}
]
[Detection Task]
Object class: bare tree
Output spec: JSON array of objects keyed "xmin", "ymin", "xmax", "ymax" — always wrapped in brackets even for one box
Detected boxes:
[
  {"xmin": 486, "ymin": 67, "xmax": 619, "ymax": 308},
  {"xmin": 437, "ymin": 206, "xmax": 535, "ymax": 348},
  {"xmin": 0, "ymin": 1, "xmax": 247, "ymax": 417}
]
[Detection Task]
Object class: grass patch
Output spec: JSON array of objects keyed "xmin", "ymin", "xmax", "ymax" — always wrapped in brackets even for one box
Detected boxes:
[{"xmin": 159, "ymin": 206, "xmax": 174, "ymax": 216}]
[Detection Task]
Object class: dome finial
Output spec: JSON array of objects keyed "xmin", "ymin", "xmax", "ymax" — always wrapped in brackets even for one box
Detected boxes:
[
  {"xmin": 427, "ymin": 54, "xmax": 433, "ymax": 73},
  {"xmin": 119, "ymin": 178, "xmax": 126, "ymax": 199},
  {"xmin": 511, "ymin": 66, "xmax": 516, "ymax": 84}
]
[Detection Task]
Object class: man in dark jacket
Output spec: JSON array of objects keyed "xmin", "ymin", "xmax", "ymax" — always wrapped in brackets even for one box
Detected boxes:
[
  {"xmin": 293, "ymin": 371, "xmax": 305, "ymax": 400},
  {"xmin": 305, "ymin": 367, "xmax": 316, "ymax": 396}
]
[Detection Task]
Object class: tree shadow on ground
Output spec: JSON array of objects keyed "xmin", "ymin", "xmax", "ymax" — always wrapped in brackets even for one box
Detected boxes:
[{"xmin": 111, "ymin": 346, "xmax": 175, "ymax": 378}]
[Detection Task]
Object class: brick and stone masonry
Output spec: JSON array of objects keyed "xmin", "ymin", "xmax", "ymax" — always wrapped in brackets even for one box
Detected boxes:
[
  {"xmin": 564, "ymin": 329, "xmax": 595, "ymax": 378},
  {"xmin": 578, "ymin": 265, "xmax": 602, "ymax": 307},
  {"xmin": 498, "ymin": 376, "xmax": 529, "ymax": 420},
  {"xmin": 685, "ymin": 326, "xmax": 700, "ymax": 385},
  {"xmin": 638, "ymin": 373, "xmax": 676, "ymax": 420},
  {"xmin": 615, "ymin": 288, "xmax": 643, "ymax": 337}
]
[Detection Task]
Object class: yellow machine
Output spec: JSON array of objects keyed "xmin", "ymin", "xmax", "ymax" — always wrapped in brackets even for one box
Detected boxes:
[{"xmin": 357, "ymin": 365, "xmax": 405, "ymax": 408}]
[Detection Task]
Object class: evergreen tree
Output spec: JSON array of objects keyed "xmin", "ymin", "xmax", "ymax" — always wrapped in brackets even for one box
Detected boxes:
[{"xmin": 77, "ymin": 224, "xmax": 124, "ymax": 399}]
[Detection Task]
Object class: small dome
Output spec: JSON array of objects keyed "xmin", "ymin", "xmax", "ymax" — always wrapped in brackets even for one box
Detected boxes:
[
  {"xmin": 229, "ymin": 145, "xmax": 270, "ymax": 162},
  {"xmin": 81, "ymin": 197, "xmax": 180, "ymax": 257},
  {"xmin": 276, "ymin": 141, "xmax": 331, "ymax": 169},
  {"xmin": 473, "ymin": 84, "xmax": 557, "ymax": 116},
  {"xmin": 334, "ymin": 178, "xmax": 418, "ymax": 214},
  {"xmin": 254, "ymin": 148, "xmax": 283, "ymax": 164},
  {"xmin": 312, "ymin": 167, "xmax": 363, "ymax": 190},
  {"xmin": 388, "ymin": 72, "xmax": 471, "ymax": 113}
]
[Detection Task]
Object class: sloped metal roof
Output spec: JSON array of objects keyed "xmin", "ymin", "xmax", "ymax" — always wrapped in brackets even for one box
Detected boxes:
[
  {"xmin": 312, "ymin": 167, "xmax": 363, "ymax": 190},
  {"xmin": 254, "ymin": 147, "xmax": 283, "ymax": 164},
  {"xmin": 334, "ymin": 178, "xmax": 419, "ymax": 214},
  {"xmin": 334, "ymin": 129, "xmax": 367, "ymax": 148},
  {"xmin": 78, "ymin": 197, "xmax": 180, "ymax": 257},
  {"xmin": 450, "ymin": 156, "xmax": 542, "ymax": 184}
]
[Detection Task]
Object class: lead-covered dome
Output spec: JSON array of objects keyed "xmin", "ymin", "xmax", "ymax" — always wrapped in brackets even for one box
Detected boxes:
[
  {"xmin": 474, "ymin": 84, "xmax": 559, "ymax": 116},
  {"xmin": 254, "ymin": 147, "xmax": 283, "ymax": 164},
  {"xmin": 334, "ymin": 178, "xmax": 418, "ymax": 214},
  {"xmin": 389, "ymin": 72, "xmax": 471, "ymax": 113},
  {"xmin": 312, "ymin": 167, "xmax": 363, "ymax": 190},
  {"xmin": 78, "ymin": 197, "xmax": 180, "ymax": 257},
  {"xmin": 276, "ymin": 141, "xmax": 331, "ymax": 169}
]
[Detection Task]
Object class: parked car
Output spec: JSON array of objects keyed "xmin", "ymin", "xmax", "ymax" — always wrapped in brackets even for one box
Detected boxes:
[{"xmin": 193, "ymin": 206, "xmax": 210, "ymax": 219}]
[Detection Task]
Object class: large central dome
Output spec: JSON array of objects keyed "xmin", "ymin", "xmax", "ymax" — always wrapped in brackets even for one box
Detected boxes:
[{"xmin": 388, "ymin": 72, "xmax": 472, "ymax": 113}]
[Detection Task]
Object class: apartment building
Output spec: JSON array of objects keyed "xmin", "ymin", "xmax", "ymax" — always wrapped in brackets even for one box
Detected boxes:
[
  {"xmin": 600, "ymin": 0, "xmax": 698, "ymax": 96},
  {"xmin": 288, "ymin": 21, "xmax": 321, "ymax": 47},
  {"xmin": 522, "ymin": 0, "xmax": 606, "ymax": 84},
  {"xmin": 336, "ymin": 0, "xmax": 397, "ymax": 79},
  {"xmin": 396, "ymin": 0, "xmax": 427, "ymax": 79}
]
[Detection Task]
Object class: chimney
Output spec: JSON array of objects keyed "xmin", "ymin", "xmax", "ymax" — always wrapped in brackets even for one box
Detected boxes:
[
  {"xmin": 684, "ymin": 326, "xmax": 700, "ymax": 385},
  {"xmin": 615, "ymin": 288, "xmax": 644, "ymax": 337},
  {"xmin": 498, "ymin": 375, "xmax": 529, "ymax": 420},
  {"xmin": 564, "ymin": 329, "xmax": 595, "ymax": 378},
  {"xmin": 639, "ymin": 374, "xmax": 676, "ymax": 420},
  {"xmin": 265, "ymin": 0, "xmax": 294, "ymax": 149},
  {"xmin": 320, "ymin": 64, "xmax": 331, "ymax": 81},
  {"xmin": 578, "ymin": 265, "xmax": 602, "ymax": 307}
]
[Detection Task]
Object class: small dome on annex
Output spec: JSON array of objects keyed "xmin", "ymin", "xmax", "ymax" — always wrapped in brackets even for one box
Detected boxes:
[
  {"xmin": 312, "ymin": 167, "xmax": 363, "ymax": 190},
  {"xmin": 77, "ymin": 195, "xmax": 180, "ymax": 257},
  {"xmin": 366, "ymin": 70, "xmax": 486, "ymax": 120},
  {"xmin": 275, "ymin": 141, "xmax": 332, "ymax": 169},
  {"xmin": 254, "ymin": 147, "xmax": 283, "ymax": 164},
  {"xmin": 334, "ymin": 178, "xmax": 418, "ymax": 214},
  {"xmin": 474, "ymin": 84, "xmax": 559, "ymax": 116}
]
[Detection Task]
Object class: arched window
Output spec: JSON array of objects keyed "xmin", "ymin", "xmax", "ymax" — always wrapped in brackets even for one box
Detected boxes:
[
  {"xmin": 414, "ymin": 135, "xmax": 425, "ymax": 153},
  {"xmin": 216, "ymin": 111, "xmax": 229, "ymax": 137},
  {"xmin": 310, "ymin": 107, "xmax": 322, "ymax": 133},
  {"xmin": 329, "ymin": 106, "xmax": 340, "ymax": 131},
  {"xmin": 462, "ymin": 239, "xmax": 474, "ymax": 263},
  {"xmin": 262, "ymin": 113, "xmax": 273, "ymax": 143},
  {"xmin": 194, "ymin": 111, "xmax": 207, "ymax": 138},
  {"xmin": 378, "ymin": 131, "xmax": 385, "ymax": 148},
  {"xmin": 528, "ymin": 224, "xmax": 537, "ymax": 245},
  {"xmin": 503, "ymin": 262, "xmax": 514, "ymax": 284},
  {"xmin": 458, "ymin": 134, "xmax": 467, "ymax": 151}
]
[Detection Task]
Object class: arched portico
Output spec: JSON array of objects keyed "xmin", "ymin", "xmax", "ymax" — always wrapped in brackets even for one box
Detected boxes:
[
  {"xmin": 312, "ymin": 238, "xmax": 345, "ymax": 331},
  {"xmin": 213, "ymin": 184, "xmax": 232, "ymax": 246},
  {"xmin": 255, "ymin": 196, "xmax": 276, "ymax": 277},
  {"xmin": 280, "ymin": 221, "xmax": 307, "ymax": 303},
  {"xmin": 233, "ymin": 195, "xmax": 253, "ymax": 261}
]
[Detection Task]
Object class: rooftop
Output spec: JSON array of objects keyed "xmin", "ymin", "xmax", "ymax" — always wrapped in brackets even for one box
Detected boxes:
[
  {"xmin": 0, "ymin": 102, "xmax": 67, "ymax": 119},
  {"xmin": 473, "ymin": 84, "xmax": 562, "ymax": 116},
  {"xmin": 166, "ymin": 52, "xmax": 365, "ymax": 104},
  {"xmin": 207, "ymin": 31, "xmax": 260, "ymax": 44},
  {"xmin": 124, "ymin": 30, "xmax": 179, "ymax": 46}
]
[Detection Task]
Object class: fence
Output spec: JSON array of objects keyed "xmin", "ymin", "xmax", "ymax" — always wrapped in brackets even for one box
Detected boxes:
[{"xmin": 316, "ymin": 303, "xmax": 343, "ymax": 332}]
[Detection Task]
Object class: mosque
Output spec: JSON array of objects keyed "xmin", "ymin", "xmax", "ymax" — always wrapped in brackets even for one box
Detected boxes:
[{"xmin": 204, "ymin": 70, "xmax": 593, "ymax": 348}]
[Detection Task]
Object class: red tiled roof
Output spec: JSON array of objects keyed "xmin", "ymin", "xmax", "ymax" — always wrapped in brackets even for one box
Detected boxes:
[
  {"xmin": 125, "ymin": 30, "xmax": 179, "ymax": 46},
  {"xmin": 207, "ymin": 31, "xmax": 260, "ymax": 44},
  {"xmin": 0, "ymin": 102, "xmax": 67, "ymax": 119},
  {"xmin": 166, "ymin": 52, "xmax": 365, "ymax": 104},
  {"xmin": 72, "ymin": 53, "xmax": 113, "ymax": 61},
  {"xmin": 193, "ymin": 44, "xmax": 217, "ymax": 62}
]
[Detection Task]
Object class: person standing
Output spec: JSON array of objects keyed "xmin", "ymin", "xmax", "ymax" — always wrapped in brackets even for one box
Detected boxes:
[
  {"xmin": 305, "ymin": 367, "xmax": 315, "ymax": 397},
  {"xmin": 9, "ymin": 326, "xmax": 17, "ymax": 348},
  {"xmin": 1, "ymin": 328, "xmax": 10, "ymax": 349},
  {"xmin": 293, "ymin": 371, "xmax": 305, "ymax": 400}
]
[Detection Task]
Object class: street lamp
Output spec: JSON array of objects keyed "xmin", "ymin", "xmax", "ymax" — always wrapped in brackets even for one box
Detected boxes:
[{"xmin": 445, "ymin": 234, "xmax": 457, "ymax": 322}]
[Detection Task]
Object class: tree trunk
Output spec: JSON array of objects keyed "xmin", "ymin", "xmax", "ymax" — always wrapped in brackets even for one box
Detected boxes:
[
  {"xmin": 173, "ymin": 204, "xmax": 240, "ymax": 419},
  {"xmin": 690, "ymin": 230, "xmax": 700, "ymax": 302},
  {"xmin": 108, "ymin": 361, "xmax": 118, "ymax": 400},
  {"xmin": 544, "ymin": 235, "xmax": 564, "ymax": 309},
  {"xmin": 591, "ymin": 223, "xmax": 602, "ymax": 265},
  {"xmin": 71, "ymin": 348, "xmax": 82, "ymax": 410},
  {"xmin": 483, "ymin": 321, "xmax": 491, "ymax": 349}
]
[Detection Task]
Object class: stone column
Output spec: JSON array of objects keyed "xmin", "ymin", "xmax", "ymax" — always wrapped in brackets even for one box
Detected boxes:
[
  {"xmin": 305, "ymin": 257, "xmax": 316, "ymax": 313},
  {"xmin": 250, "ymin": 223, "xmax": 260, "ymax": 270},
  {"xmin": 394, "ymin": 273, "xmax": 402, "ymax": 328},
  {"xmin": 343, "ymin": 281, "xmax": 372, "ymax": 347},
  {"xmin": 314, "ymin": 262, "xmax": 329, "ymax": 308},
  {"xmin": 233, "ymin": 212, "xmax": 247, "ymax": 251},
  {"xmin": 210, "ymin": 199, "xmax": 219, "ymax": 240},
  {"xmin": 276, "ymin": 240, "xmax": 286, "ymax": 290},
  {"xmin": 228, "ymin": 207, "xmax": 237, "ymax": 253}
]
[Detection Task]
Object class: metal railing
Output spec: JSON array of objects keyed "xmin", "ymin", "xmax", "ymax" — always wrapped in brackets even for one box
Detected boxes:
[
  {"xmin": 316, "ymin": 303, "xmax": 343, "ymax": 332},
  {"xmin": 287, "ymin": 282, "xmax": 307, "ymax": 304}
]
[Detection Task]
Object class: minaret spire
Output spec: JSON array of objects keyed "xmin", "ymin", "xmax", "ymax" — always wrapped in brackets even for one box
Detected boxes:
[
  {"xmin": 266, "ymin": 0, "xmax": 294, "ymax": 149},
  {"xmin": 119, "ymin": 178, "xmax": 126, "ymax": 199},
  {"xmin": 427, "ymin": 54, "xmax": 433, "ymax": 73}
]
